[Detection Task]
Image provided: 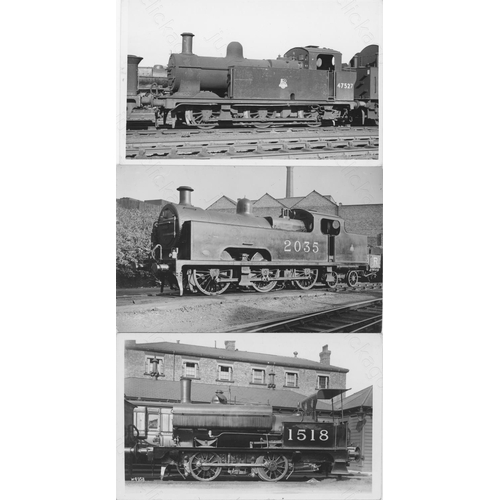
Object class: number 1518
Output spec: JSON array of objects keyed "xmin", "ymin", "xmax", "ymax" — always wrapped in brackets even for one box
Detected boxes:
[{"xmin": 288, "ymin": 428, "xmax": 329, "ymax": 441}]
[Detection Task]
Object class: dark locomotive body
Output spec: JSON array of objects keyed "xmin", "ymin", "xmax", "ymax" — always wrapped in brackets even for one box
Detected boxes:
[
  {"xmin": 125, "ymin": 378, "xmax": 360, "ymax": 482},
  {"xmin": 150, "ymin": 186, "xmax": 381, "ymax": 296},
  {"xmin": 127, "ymin": 32, "xmax": 379, "ymax": 129}
]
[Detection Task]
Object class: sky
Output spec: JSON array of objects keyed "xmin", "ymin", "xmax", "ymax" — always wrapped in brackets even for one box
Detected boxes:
[
  {"xmin": 123, "ymin": 332, "xmax": 382, "ymax": 396},
  {"xmin": 124, "ymin": 0, "xmax": 382, "ymax": 67},
  {"xmin": 116, "ymin": 165, "xmax": 382, "ymax": 208}
]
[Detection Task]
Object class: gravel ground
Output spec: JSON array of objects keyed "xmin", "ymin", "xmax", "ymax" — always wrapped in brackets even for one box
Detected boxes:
[
  {"xmin": 119, "ymin": 474, "xmax": 373, "ymax": 500},
  {"xmin": 116, "ymin": 288, "xmax": 382, "ymax": 332}
]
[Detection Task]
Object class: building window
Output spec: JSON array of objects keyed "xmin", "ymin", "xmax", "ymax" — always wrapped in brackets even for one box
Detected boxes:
[
  {"xmin": 317, "ymin": 375, "xmax": 329, "ymax": 389},
  {"xmin": 183, "ymin": 361, "xmax": 199, "ymax": 378},
  {"xmin": 145, "ymin": 356, "xmax": 164, "ymax": 376},
  {"xmin": 218, "ymin": 365, "xmax": 233, "ymax": 381},
  {"xmin": 252, "ymin": 369, "xmax": 266, "ymax": 384},
  {"xmin": 285, "ymin": 372, "xmax": 298, "ymax": 388}
]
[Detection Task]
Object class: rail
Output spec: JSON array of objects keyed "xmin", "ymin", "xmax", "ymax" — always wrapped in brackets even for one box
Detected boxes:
[{"xmin": 219, "ymin": 298, "xmax": 382, "ymax": 333}]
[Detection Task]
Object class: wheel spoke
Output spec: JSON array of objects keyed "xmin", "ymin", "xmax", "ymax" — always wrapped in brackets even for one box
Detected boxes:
[
  {"xmin": 294, "ymin": 268, "xmax": 318, "ymax": 290},
  {"xmin": 193, "ymin": 268, "xmax": 232, "ymax": 296},
  {"xmin": 256, "ymin": 454, "xmax": 288, "ymax": 482},
  {"xmin": 189, "ymin": 452, "xmax": 222, "ymax": 482},
  {"xmin": 324, "ymin": 271, "xmax": 338, "ymax": 289}
]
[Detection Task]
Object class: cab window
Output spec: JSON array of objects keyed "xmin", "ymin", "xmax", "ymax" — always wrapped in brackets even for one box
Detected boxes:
[
  {"xmin": 316, "ymin": 54, "xmax": 335, "ymax": 71},
  {"xmin": 148, "ymin": 414, "xmax": 159, "ymax": 430},
  {"xmin": 321, "ymin": 218, "xmax": 341, "ymax": 235}
]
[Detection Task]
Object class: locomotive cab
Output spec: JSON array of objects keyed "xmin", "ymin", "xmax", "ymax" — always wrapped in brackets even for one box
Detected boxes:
[{"xmin": 283, "ymin": 47, "xmax": 356, "ymax": 101}]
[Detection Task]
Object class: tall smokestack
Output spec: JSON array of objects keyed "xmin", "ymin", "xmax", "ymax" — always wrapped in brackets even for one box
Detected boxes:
[
  {"xmin": 286, "ymin": 166, "xmax": 294, "ymax": 198},
  {"xmin": 177, "ymin": 186, "xmax": 194, "ymax": 206},
  {"xmin": 181, "ymin": 32, "xmax": 194, "ymax": 54},
  {"xmin": 180, "ymin": 377, "xmax": 192, "ymax": 403}
]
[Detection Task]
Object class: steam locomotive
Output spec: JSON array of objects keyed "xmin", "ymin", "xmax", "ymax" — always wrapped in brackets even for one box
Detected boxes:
[
  {"xmin": 125, "ymin": 378, "xmax": 360, "ymax": 481},
  {"xmin": 150, "ymin": 186, "xmax": 381, "ymax": 296},
  {"xmin": 127, "ymin": 32, "xmax": 379, "ymax": 129}
]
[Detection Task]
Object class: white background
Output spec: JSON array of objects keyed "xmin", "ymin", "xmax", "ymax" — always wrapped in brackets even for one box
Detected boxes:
[{"xmin": 1, "ymin": 1, "xmax": 499, "ymax": 499}]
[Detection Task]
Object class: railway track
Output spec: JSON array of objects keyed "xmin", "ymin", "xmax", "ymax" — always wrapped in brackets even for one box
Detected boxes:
[
  {"xmin": 116, "ymin": 282, "xmax": 382, "ymax": 300},
  {"xmin": 221, "ymin": 298, "xmax": 382, "ymax": 333},
  {"xmin": 125, "ymin": 126, "xmax": 379, "ymax": 159}
]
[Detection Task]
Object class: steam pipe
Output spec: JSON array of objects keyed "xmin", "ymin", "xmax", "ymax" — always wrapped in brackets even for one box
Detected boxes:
[{"xmin": 180, "ymin": 377, "xmax": 192, "ymax": 403}]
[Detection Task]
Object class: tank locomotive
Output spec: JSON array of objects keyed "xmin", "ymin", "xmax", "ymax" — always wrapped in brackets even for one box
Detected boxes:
[
  {"xmin": 127, "ymin": 32, "xmax": 379, "ymax": 129},
  {"xmin": 125, "ymin": 378, "xmax": 360, "ymax": 481},
  {"xmin": 150, "ymin": 186, "xmax": 381, "ymax": 296}
]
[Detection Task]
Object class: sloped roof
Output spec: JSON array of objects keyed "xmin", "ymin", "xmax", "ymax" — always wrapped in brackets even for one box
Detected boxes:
[
  {"xmin": 206, "ymin": 195, "xmax": 237, "ymax": 210},
  {"xmin": 206, "ymin": 191, "xmax": 339, "ymax": 213},
  {"xmin": 334, "ymin": 386, "xmax": 373, "ymax": 411},
  {"xmin": 127, "ymin": 341, "xmax": 348, "ymax": 373},
  {"xmin": 277, "ymin": 197, "xmax": 305, "ymax": 208},
  {"xmin": 291, "ymin": 190, "xmax": 337, "ymax": 209},
  {"xmin": 124, "ymin": 377, "xmax": 333, "ymax": 410},
  {"xmin": 253, "ymin": 193, "xmax": 287, "ymax": 208}
]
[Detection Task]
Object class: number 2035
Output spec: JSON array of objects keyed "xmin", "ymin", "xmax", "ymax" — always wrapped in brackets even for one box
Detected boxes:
[{"xmin": 284, "ymin": 240, "xmax": 319, "ymax": 253}]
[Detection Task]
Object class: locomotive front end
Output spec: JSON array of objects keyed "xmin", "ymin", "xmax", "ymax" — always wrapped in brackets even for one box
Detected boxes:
[{"xmin": 150, "ymin": 186, "xmax": 193, "ymax": 286}]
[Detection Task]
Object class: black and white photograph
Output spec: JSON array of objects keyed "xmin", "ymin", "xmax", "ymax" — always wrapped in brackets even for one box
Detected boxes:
[
  {"xmin": 117, "ymin": 333, "xmax": 382, "ymax": 499},
  {"xmin": 7, "ymin": 3, "xmax": 499, "ymax": 500},
  {"xmin": 116, "ymin": 165, "xmax": 382, "ymax": 333},
  {"xmin": 116, "ymin": 1, "xmax": 384, "ymax": 498},
  {"xmin": 120, "ymin": 0, "xmax": 381, "ymax": 162}
]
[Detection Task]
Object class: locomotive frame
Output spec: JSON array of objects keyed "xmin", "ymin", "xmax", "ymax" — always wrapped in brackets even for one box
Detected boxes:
[{"xmin": 150, "ymin": 186, "xmax": 381, "ymax": 296}]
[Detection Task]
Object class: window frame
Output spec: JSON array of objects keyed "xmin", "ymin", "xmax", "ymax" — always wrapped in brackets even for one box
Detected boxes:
[
  {"xmin": 182, "ymin": 359, "xmax": 200, "ymax": 379},
  {"xmin": 251, "ymin": 368, "xmax": 266, "ymax": 385},
  {"xmin": 144, "ymin": 354, "xmax": 165, "ymax": 377},
  {"xmin": 284, "ymin": 370, "xmax": 299, "ymax": 388},
  {"xmin": 217, "ymin": 364, "xmax": 234, "ymax": 382},
  {"xmin": 317, "ymin": 374, "xmax": 330, "ymax": 390}
]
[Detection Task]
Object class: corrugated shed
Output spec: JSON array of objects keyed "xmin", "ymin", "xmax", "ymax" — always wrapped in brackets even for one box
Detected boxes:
[
  {"xmin": 127, "ymin": 341, "xmax": 348, "ymax": 373},
  {"xmin": 346, "ymin": 414, "xmax": 372, "ymax": 472},
  {"xmin": 334, "ymin": 386, "xmax": 372, "ymax": 411},
  {"xmin": 124, "ymin": 378, "xmax": 333, "ymax": 411},
  {"xmin": 333, "ymin": 386, "xmax": 373, "ymax": 472}
]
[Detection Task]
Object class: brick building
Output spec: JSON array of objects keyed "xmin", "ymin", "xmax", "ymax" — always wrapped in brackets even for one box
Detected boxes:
[
  {"xmin": 125, "ymin": 340, "xmax": 348, "ymax": 412},
  {"xmin": 116, "ymin": 198, "xmax": 168, "ymax": 211},
  {"xmin": 206, "ymin": 192, "xmax": 382, "ymax": 247}
]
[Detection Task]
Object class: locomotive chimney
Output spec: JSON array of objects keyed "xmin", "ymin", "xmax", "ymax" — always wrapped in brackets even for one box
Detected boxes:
[
  {"xmin": 180, "ymin": 377, "xmax": 192, "ymax": 403},
  {"xmin": 181, "ymin": 32, "xmax": 194, "ymax": 54},
  {"xmin": 236, "ymin": 198, "xmax": 253, "ymax": 216},
  {"xmin": 177, "ymin": 186, "xmax": 194, "ymax": 206},
  {"xmin": 286, "ymin": 166, "xmax": 294, "ymax": 198}
]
